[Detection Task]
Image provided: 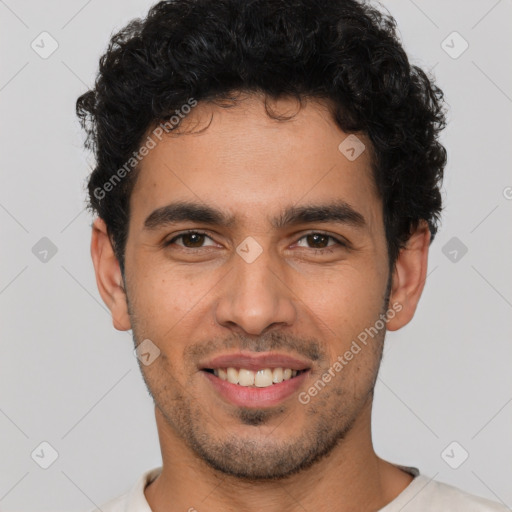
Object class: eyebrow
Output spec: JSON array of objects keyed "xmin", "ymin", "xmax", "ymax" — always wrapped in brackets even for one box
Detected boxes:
[{"xmin": 143, "ymin": 200, "xmax": 367, "ymax": 231}]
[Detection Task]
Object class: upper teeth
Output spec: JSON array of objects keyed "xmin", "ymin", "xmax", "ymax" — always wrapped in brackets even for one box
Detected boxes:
[{"xmin": 213, "ymin": 367, "xmax": 299, "ymax": 387}]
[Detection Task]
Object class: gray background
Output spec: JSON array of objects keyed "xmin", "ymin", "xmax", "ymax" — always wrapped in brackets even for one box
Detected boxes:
[{"xmin": 1, "ymin": 0, "xmax": 511, "ymax": 510}]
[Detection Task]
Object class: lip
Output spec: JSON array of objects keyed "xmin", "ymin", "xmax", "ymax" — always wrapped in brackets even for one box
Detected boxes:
[
  {"xmin": 202, "ymin": 368, "xmax": 309, "ymax": 408},
  {"xmin": 199, "ymin": 351, "xmax": 312, "ymax": 372}
]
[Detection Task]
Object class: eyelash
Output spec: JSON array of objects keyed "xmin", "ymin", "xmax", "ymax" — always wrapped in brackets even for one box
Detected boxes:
[{"xmin": 164, "ymin": 230, "xmax": 347, "ymax": 253}]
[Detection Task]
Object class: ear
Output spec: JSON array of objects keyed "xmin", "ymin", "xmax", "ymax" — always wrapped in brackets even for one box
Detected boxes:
[
  {"xmin": 90, "ymin": 217, "xmax": 131, "ymax": 331},
  {"xmin": 386, "ymin": 220, "xmax": 431, "ymax": 331}
]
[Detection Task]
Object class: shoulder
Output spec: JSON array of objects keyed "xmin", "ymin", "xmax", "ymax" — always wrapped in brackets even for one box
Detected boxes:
[
  {"xmin": 84, "ymin": 466, "xmax": 162, "ymax": 512},
  {"xmin": 425, "ymin": 477, "xmax": 509, "ymax": 511},
  {"xmin": 392, "ymin": 474, "xmax": 509, "ymax": 511}
]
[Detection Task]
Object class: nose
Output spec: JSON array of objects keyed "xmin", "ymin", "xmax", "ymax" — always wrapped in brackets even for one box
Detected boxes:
[{"xmin": 214, "ymin": 244, "xmax": 297, "ymax": 336}]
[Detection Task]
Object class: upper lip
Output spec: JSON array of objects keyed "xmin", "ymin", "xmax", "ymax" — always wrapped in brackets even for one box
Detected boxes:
[{"xmin": 199, "ymin": 352, "xmax": 312, "ymax": 372}]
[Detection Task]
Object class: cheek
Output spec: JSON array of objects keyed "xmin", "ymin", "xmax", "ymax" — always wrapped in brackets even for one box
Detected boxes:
[
  {"xmin": 295, "ymin": 268, "xmax": 387, "ymax": 387},
  {"xmin": 128, "ymin": 261, "xmax": 221, "ymax": 353},
  {"xmin": 296, "ymin": 263, "xmax": 386, "ymax": 332}
]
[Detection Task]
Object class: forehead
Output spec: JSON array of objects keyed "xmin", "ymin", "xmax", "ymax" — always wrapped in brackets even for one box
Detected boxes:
[{"xmin": 129, "ymin": 94, "xmax": 382, "ymax": 233}]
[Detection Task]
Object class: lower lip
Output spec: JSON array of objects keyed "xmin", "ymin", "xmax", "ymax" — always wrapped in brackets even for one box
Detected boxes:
[{"xmin": 202, "ymin": 370, "xmax": 309, "ymax": 408}]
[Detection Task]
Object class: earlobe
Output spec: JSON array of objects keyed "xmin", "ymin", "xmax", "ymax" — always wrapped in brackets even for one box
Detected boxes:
[
  {"xmin": 386, "ymin": 220, "xmax": 431, "ymax": 331},
  {"xmin": 90, "ymin": 217, "xmax": 132, "ymax": 331}
]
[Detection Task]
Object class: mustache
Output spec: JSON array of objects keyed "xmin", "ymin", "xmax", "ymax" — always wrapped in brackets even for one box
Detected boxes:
[{"xmin": 183, "ymin": 331, "xmax": 325, "ymax": 365}]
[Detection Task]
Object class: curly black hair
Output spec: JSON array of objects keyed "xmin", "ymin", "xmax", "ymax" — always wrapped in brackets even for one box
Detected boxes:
[{"xmin": 76, "ymin": 0, "xmax": 447, "ymax": 278}]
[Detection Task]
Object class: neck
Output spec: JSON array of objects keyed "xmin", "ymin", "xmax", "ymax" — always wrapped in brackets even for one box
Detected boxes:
[{"xmin": 144, "ymin": 403, "xmax": 414, "ymax": 512}]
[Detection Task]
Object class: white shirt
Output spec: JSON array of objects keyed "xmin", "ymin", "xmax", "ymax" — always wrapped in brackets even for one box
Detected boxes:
[{"xmin": 89, "ymin": 465, "xmax": 509, "ymax": 511}]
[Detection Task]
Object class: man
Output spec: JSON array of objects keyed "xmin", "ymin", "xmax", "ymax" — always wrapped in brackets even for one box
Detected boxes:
[{"xmin": 77, "ymin": 0, "xmax": 507, "ymax": 510}]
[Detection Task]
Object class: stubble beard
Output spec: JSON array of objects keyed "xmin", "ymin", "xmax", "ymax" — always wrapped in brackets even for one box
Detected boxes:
[{"xmin": 127, "ymin": 276, "xmax": 390, "ymax": 481}]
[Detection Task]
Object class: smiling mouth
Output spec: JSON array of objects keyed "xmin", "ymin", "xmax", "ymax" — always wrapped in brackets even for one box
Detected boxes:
[{"xmin": 202, "ymin": 367, "xmax": 308, "ymax": 388}]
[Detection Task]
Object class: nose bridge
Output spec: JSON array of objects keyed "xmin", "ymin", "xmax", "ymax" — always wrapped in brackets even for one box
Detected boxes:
[
  {"xmin": 214, "ymin": 240, "xmax": 296, "ymax": 335},
  {"xmin": 236, "ymin": 245, "xmax": 277, "ymax": 297}
]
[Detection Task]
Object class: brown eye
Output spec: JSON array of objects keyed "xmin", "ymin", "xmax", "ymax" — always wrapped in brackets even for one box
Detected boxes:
[
  {"xmin": 165, "ymin": 231, "xmax": 216, "ymax": 249},
  {"xmin": 296, "ymin": 233, "xmax": 344, "ymax": 250},
  {"xmin": 306, "ymin": 233, "xmax": 330, "ymax": 249},
  {"xmin": 180, "ymin": 232, "xmax": 206, "ymax": 248}
]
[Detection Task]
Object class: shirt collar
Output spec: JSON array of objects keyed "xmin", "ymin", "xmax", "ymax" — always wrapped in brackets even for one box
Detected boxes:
[{"xmin": 124, "ymin": 466, "xmax": 162, "ymax": 512}]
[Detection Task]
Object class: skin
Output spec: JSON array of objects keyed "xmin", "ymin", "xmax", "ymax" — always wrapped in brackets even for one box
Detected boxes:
[{"xmin": 91, "ymin": 93, "xmax": 430, "ymax": 512}]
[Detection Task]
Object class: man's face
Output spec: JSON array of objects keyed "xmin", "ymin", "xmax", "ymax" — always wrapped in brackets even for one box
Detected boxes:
[{"xmin": 122, "ymin": 94, "xmax": 391, "ymax": 479}]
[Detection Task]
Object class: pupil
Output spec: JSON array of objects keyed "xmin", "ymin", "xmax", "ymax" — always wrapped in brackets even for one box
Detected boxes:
[
  {"xmin": 308, "ymin": 234, "xmax": 327, "ymax": 248},
  {"xmin": 184, "ymin": 233, "xmax": 204, "ymax": 247}
]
